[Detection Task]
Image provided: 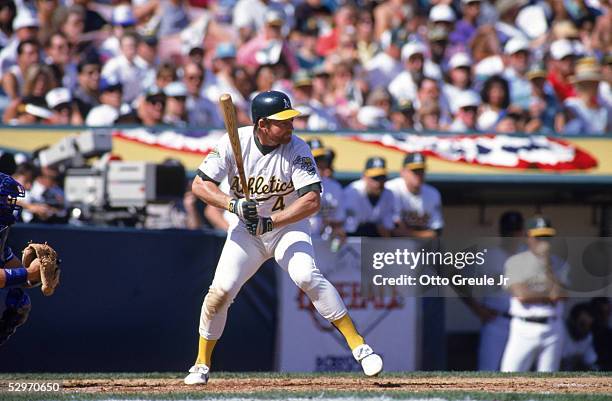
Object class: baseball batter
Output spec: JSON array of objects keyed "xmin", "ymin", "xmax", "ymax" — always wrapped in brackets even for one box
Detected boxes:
[{"xmin": 184, "ymin": 91, "xmax": 383, "ymax": 385}]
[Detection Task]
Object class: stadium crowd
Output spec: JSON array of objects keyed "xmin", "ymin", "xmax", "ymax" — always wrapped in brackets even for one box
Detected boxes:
[{"xmin": 0, "ymin": 0, "xmax": 609, "ymax": 133}]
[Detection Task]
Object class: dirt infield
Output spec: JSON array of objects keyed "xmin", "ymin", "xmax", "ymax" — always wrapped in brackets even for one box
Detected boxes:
[{"xmin": 61, "ymin": 376, "xmax": 611, "ymax": 395}]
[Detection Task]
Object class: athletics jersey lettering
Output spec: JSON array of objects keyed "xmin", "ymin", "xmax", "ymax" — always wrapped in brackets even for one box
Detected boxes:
[
  {"xmin": 198, "ymin": 126, "xmax": 321, "ymax": 219},
  {"xmin": 229, "ymin": 175, "xmax": 295, "ymax": 199}
]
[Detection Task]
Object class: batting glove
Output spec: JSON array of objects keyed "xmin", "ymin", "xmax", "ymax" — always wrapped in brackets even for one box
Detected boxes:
[
  {"xmin": 228, "ymin": 198, "xmax": 258, "ymax": 220},
  {"xmin": 246, "ymin": 217, "xmax": 274, "ymax": 236}
]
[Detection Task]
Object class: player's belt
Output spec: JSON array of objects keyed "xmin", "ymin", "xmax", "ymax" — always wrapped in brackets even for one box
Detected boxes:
[{"xmin": 511, "ymin": 315, "xmax": 557, "ymax": 324}]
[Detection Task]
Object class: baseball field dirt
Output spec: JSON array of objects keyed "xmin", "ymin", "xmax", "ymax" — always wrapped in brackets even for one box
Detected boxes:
[
  {"xmin": 1, "ymin": 373, "xmax": 611, "ymax": 400},
  {"xmin": 58, "ymin": 375, "xmax": 611, "ymax": 394}
]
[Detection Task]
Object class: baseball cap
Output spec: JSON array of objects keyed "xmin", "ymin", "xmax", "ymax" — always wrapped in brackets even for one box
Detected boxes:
[
  {"xmin": 462, "ymin": 0, "xmax": 481, "ymax": 4},
  {"xmin": 13, "ymin": 10, "xmax": 39, "ymax": 31},
  {"xmin": 306, "ymin": 138, "xmax": 327, "ymax": 158},
  {"xmin": 429, "ymin": 4, "xmax": 456, "ymax": 23},
  {"xmin": 526, "ymin": 216, "xmax": 556, "ymax": 237},
  {"xmin": 357, "ymin": 106, "xmax": 387, "ymax": 128},
  {"xmin": 550, "ymin": 39, "xmax": 575, "ymax": 60},
  {"xmin": 552, "ymin": 20, "xmax": 579, "ymax": 40},
  {"xmin": 401, "ymin": 42, "xmax": 427, "ymax": 61},
  {"xmin": 427, "ymin": 26, "xmax": 449, "ymax": 42},
  {"xmin": 526, "ymin": 62, "xmax": 547, "ymax": 80},
  {"xmin": 504, "ymin": 37, "xmax": 530, "ymax": 55},
  {"xmin": 499, "ymin": 211, "xmax": 524, "ymax": 234},
  {"xmin": 403, "ymin": 152, "xmax": 426, "ymax": 170},
  {"xmin": 265, "ymin": 9, "xmax": 284, "ymax": 26},
  {"xmin": 293, "ymin": 70, "xmax": 313, "ymax": 87},
  {"xmin": 570, "ymin": 59, "xmax": 603, "ymax": 84},
  {"xmin": 99, "ymin": 76, "xmax": 122, "ymax": 92},
  {"xmin": 364, "ymin": 157, "xmax": 387, "ymax": 178},
  {"xmin": 112, "ymin": 5, "xmax": 136, "ymax": 27},
  {"xmin": 45, "ymin": 87, "xmax": 72, "ymax": 109},
  {"xmin": 214, "ymin": 43, "xmax": 236, "ymax": 59},
  {"xmin": 380, "ymin": 29, "xmax": 406, "ymax": 49},
  {"xmin": 164, "ymin": 81, "xmax": 188, "ymax": 97},
  {"xmin": 145, "ymin": 86, "xmax": 166, "ymax": 102},
  {"xmin": 455, "ymin": 90, "xmax": 481, "ymax": 109},
  {"xmin": 142, "ymin": 35, "xmax": 159, "ymax": 47},
  {"xmin": 448, "ymin": 52, "xmax": 472, "ymax": 69}
]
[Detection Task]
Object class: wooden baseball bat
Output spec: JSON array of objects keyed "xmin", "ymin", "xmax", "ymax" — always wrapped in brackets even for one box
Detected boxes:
[{"xmin": 219, "ymin": 94, "xmax": 250, "ymax": 201}]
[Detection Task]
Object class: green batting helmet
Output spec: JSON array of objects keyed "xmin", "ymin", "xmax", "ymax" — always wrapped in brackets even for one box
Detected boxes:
[{"xmin": 251, "ymin": 91, "xmax": 300, "ymax": 125}]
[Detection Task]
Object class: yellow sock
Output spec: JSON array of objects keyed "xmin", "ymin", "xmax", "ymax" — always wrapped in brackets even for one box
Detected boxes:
[
  {"xmin": 195, "ymin": 337, "xmax": 217, "ymax": 367},
  {"xmin": 332, "ymin": 314, "xmax": 365, "ymax": 350}
]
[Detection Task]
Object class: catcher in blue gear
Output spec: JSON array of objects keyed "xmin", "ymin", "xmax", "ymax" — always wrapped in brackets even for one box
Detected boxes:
[{"xmin": 0, "ymin": 172, "xmax": 60, "ymax": 345}]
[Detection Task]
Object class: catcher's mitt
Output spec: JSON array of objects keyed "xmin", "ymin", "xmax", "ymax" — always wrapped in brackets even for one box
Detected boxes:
[{"xmin": 22, "ymin": 242, "xmax": 60, "ymax": 296}]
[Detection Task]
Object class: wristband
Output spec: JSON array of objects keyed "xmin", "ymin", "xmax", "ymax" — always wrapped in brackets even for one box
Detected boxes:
[{"xmin": 4, "ymin": 268, "xmax": 28, "ymax": 287}]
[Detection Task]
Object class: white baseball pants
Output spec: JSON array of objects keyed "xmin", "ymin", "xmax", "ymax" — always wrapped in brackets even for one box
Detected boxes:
[
  {"xmin": 500, "ymin": 317, "xmax": 564, "ymax": 372},
  {"xmin": 199, "ymin": 220, "xmax": 347, "ymax": 340}
]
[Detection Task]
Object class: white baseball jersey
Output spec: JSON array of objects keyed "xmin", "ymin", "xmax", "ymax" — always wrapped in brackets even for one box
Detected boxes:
[
  {"xmin": 343, "ymin": 179, "xmax": 395, "ymax": 233},
  {"xmin": 504, "ymin": 251, "xmax": 567, "ymax": 318},
  {"xmin": 198, "ymin": 126, "xmax": 321, "ymax": 220},
  {"xmin": 309, "ymin": 176, "xmax": 345, "ymax": 237},
  {"xmin": 385, "ymin": 178, "xmax": 444, "ymax": 230}
]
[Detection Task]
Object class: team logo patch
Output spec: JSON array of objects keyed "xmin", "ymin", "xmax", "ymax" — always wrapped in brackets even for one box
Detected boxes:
[
  {"xmin": 293, "ymin": 155, "xmax": 316, "ymax": 176},
  {"xmin": 205, "ymin": 146, "xmax": 221, "ymax": 160}
]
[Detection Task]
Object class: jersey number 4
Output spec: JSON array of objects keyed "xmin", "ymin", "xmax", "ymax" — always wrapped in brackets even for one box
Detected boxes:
[{"xmin": 272, "ymin": 196, "xmax": 285, "ymax": 211}]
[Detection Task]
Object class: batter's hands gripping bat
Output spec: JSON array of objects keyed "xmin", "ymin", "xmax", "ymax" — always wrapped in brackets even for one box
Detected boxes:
[{"xmin": 219, "ymin": 94, "xmax": 250, "ymax": 201}]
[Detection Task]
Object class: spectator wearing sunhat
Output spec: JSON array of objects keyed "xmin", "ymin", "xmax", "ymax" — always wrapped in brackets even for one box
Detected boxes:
[
  {"xmin": 388, "ymin": 41, "xmax": 428, "ymax": 105},
  {"xmin": 449, "ymin": 90, "xmax": 481, "ymax": 132},
  {"xmin": 443, "ymin": 52, "xmax": 475, "ymax": 115},
  {"xmin": 429, "ymin": 4, "xmax": 456, "ymax": 34},
  {"xmin": 390, "ymin": 99, "xmax": 415, "ymax": 130},
  {"xmin": 501, "ymin": 216, "xmax": 568, "ymax": 372},
  {"xmin": 563, "ymin": 59, "xmax": 611, "ymax": 134},
  {"xmin": 117, "ymin": 85, "xmax": 166, "ymax": 126},
  {"xmin": 365, "ymin": 28, "xmax": 404, "ymax": 89},
  {"xmin": 86, "ymin": 76, "xmax": 128, "ymax": 126},
  {"xmin": 526, "ymin": 62, "xmax": 561, "ymax": 134},
  {"xmin": 502, "ymin": 37, "xmax": 532, "ymax": 109},
  {"xmin": 386, "ymin": 152, "xmax": 443, "ymax": 238},
  {"xmin": 291, "ymin": 70, "xmax": 338, "ymax": 130},
  {"xmin": 99, "ymin": 4, "xmax": 137, "ymax": 61},
  {"xmin": 547, "ymin": 39, "xmax": 578, "ymax": 101},
  {"xmin": 163, "ymin": 81, "xmax": 189, "ymax": 126},
  {"xmin": 427, "ymin": 26, "xmax": 450, "ymax": 70},
  {"xmin": 344, "ymin": 157, "xmax": 395, "ymax": 237},
  {"xmin": 0, "ymin": 8, "xmax": 39, "ymax": 79},
  {"xmin": 46, "ymin": 87, "xmax": 82, "ymax": 125},
  {"xmin": 305, "ymin": 138, "xmax": 346, "ymax": 241}
]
